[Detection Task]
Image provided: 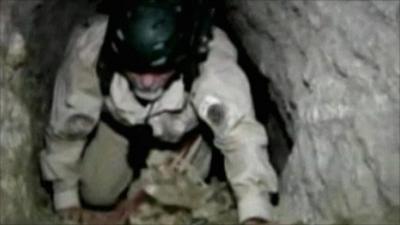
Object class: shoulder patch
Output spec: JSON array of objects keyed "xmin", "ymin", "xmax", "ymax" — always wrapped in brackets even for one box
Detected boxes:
[
  {"xmin": 198, "ymin": 95, "xmax": 228, "ymax": 130},
  {"xmin": 207, "ymin": 103, "xmax": 226, "ymax": 126}
]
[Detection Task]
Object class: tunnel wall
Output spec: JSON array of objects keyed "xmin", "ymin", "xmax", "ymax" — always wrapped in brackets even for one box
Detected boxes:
[
  {"xmin": 0, "ymin": 0, "xmax": 97, "ymax": 222},
  {"xmin": 226, "ymin": 0, "xmax": 400, "ymax": 224},
  {"xmin": 1, "ymin": 1, "xmax": 47, "ymax": 222}
]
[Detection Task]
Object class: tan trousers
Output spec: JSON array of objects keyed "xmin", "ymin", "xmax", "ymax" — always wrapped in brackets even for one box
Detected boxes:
[{"xmin": 80, "ymin": 121, "xmax": 211, "ymax": 206}]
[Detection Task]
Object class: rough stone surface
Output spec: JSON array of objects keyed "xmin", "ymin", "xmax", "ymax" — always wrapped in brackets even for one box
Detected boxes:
[
  {"xmin": 0, "ymin": 0, "xmax": 96, "ymax": 223},
  {"xmin": 226, "ymin": 0, "xmax": 400, "ymax": 224},
  {"xmin": 0, "ymin": 1, "xmax": 48, "ymax": 223},
  {"xmin": 127, "ymin": 150, "xmax": 237, "ymax": 225}
]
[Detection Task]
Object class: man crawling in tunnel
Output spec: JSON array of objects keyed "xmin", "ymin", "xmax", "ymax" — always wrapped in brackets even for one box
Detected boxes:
[{"xmin": 39, "ymin": 0, "xmax": 278, "ymax": 224}]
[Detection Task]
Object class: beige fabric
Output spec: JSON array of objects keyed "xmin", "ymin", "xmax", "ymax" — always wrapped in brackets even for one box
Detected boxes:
[
  {"xmin": 39, "ymin": 15, "xmax": 278, "ymax": 222},
  {"xmin": 80, "ymin": 122, "xmax": 132, "ymax": 206},
  {"xmin": 79, "ymin": 121, "xmax": 212, "ymax": 207}
]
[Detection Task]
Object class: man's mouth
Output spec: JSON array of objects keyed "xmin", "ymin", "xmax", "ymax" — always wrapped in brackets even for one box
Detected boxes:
[{"xmin": 128, "ymin": 72, "xmax": 173, "ymax": 91}]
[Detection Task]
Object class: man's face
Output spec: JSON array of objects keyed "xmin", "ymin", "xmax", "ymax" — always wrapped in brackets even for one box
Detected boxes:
[{"xmin": 125, "ymin": 70, "xmax": 175, "ymax": 101}]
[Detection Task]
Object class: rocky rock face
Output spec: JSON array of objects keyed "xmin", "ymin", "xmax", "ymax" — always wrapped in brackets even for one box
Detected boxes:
[
  {"xmin": 0, "ymin": 0, "xmax": 96, "ymax": 223},
  {"xmin": 0, "ymin": 1, "xmax": 47, "ymax": 222},
  {"xmin": 226, "ymin": 0, "xmax": 400, "ymax": 224}
]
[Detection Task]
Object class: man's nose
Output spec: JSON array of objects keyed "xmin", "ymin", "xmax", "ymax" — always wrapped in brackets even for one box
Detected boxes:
[{"xmin": 141, "ymin": 74, "xmax": 157, "ymax": 87}]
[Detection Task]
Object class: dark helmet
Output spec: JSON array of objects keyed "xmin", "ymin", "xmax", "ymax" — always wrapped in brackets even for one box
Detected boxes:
[{"xmin": 103, "ymin": 0, "xmax": 213, "ymax": 73}]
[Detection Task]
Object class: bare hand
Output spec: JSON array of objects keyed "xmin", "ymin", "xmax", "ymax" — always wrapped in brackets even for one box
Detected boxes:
[
  {"xmin": 58, "ymin": 207, "xmax": 84, "ymax": 223},
  {"xmin": 58, "ymin": 206, "xmax": 126, "ymax": 224}
]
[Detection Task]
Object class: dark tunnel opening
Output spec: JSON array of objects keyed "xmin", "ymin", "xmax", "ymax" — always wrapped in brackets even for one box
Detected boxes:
[
  {"xmin": 212, "ymin": 2, "xmax": 294, "ymax": 177},
  {"xmin": 99, "ymin": 0, "xmax": 294, "ymax": 182},
  {"xmin": 100, "ymin": 0, "xmax": 295, "ymax": 205},
  {"xmin": 28, "ymin": 0, "xmax": 294, "ymax": 215},
  {"xmin": 212, "ymin": 3, "xmax": 294, "ymax": 206}
]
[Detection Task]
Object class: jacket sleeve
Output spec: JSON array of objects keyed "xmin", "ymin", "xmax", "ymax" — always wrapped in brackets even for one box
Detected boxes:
[
  {"xmin": 192, "ymin": 27, "xmax": 278, "ymax": 223},
  {"xmin": 39, "ymin": 17, "xmax": 107, "ymax": 210}
]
